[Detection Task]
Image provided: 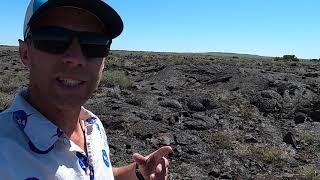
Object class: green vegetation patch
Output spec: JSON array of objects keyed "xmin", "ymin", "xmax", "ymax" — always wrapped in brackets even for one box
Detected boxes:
[
  {"xmin": 250, "ymin": 145, "xmax": 289, "ymax": 163},
  {"xmin": 102, "ymin": 70, "xmax": 133, "ymax": 89},
  {"xmin": 302, "ymin": 165, "xmax": 320, "ymax": 180}
]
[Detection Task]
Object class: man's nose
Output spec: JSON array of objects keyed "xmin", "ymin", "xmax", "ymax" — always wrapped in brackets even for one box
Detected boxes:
[{"xmin": 62, "ymin": 38, "xmax": 86, "ymax": 66}]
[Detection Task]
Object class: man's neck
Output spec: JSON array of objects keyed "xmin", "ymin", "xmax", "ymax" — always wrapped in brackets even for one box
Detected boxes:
[{"xmin": 26, "ymin": 89, "xmax": 82, "ymax": 137}]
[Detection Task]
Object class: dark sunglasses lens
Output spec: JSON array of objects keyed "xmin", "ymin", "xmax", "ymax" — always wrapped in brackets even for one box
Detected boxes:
[
  {"xmin": 33, "ymin": 39, "xmax": 70, "ymax": 54},
  {"xmin": 30, "ymin": 27, "xmax": 111, "ymax": 57},
  {"xmin": 79, "ymin": 32, "xmax": 111, "ymax": 57},
  {"xmin": 30, "ymin": 27, "xmax": 71, "ymax": 54},
  {"xmin": 81, "ymin": 44, "xmax": 110, "ymax": 58}
]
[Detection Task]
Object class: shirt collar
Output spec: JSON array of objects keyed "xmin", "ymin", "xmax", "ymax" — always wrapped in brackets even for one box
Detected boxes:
[{"xmin": 7, "ymin": 90, "xmax": 97, "ymax": 152}]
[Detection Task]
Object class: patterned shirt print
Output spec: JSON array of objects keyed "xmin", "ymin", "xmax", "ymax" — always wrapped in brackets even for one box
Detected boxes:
[{"xmin": 0, "ymin": 90, "xmax": 114, "ymax": 179}]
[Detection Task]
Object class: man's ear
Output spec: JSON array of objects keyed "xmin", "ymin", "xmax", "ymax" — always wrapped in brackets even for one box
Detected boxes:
[{"xmin": 18, "ymin": 39, "xmax": 31, "ymax": 67}]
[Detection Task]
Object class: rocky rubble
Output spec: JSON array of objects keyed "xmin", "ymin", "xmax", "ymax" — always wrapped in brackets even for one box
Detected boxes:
[{"xmin": 1, "ymin": 46, "xmax": 320, "ymax": 179}]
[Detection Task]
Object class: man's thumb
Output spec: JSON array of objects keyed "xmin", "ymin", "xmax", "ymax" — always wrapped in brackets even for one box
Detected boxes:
[{"xmin": 132, "ymin": 153, "xmax": 147, "ymax": 165}]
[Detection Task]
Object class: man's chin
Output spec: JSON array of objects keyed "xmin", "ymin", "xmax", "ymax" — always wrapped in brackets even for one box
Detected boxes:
[{"xmin": 52, "ymin": 98, "xmax": 87, "ymax": 111}]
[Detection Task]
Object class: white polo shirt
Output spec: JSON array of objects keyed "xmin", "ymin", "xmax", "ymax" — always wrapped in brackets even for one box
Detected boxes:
[{"xmin": 0, "ymin": 90, "xmax": 114, "ymax": 180}]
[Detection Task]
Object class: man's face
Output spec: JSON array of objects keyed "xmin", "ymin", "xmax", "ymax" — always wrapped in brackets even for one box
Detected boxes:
[{"xmin": 21, "ymin": 7, "xmax": 107, "ymax": 110}]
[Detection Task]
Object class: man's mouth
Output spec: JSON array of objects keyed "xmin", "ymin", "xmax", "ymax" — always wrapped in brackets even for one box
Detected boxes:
[{"xmin": 57, "ymin": 78, "xmax": 85, "ymax": 87}]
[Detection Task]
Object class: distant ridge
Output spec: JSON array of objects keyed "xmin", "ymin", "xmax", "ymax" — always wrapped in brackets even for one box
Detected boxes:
[
  {"xmin": 0, "ymin": 45, "xmax": 301, "ymax": 60},
  {"xmin": 111, "ymin": 49, "xmax": 274, "ymax": 60},
  {"xmin": 202, "ymin": 52, "xmax": 272, "ymax": 58}
]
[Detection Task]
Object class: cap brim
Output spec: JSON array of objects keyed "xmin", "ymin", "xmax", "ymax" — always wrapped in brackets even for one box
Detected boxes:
[{"xmin": 28, "ymin": 0, "xmax": 123, "ymax": 39}]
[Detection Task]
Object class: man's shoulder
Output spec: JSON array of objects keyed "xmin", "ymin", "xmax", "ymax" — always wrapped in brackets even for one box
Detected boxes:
[
  {"xmin": 81, "ymin": 106, "xmax": 105, "ymax": 125},
  {"xmin": 0, "ymin": 110, "xmax": 15, "ymax": 131},
  {"xmin": 0, "ymin": 110, "xmax": 26, "ymax": 145}
]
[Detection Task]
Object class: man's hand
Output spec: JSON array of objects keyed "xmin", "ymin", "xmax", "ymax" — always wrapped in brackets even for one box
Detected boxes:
[{"xmin": 132, "ymin": 146, "xmax": 173, "ymax": 180}]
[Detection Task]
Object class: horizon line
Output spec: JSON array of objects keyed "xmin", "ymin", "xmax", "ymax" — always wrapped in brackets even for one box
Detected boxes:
[{"xmin": 0, "ymin": 44, "xmax": 317, "ymax": 60}]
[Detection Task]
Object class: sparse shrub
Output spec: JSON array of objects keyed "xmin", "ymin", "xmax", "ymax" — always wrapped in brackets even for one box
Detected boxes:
[
  {"xmin": 237, "ymin": 104, "xmax": 258, "ymax": 120},
  {"xmin": 274, "ymin": 57, "xmax": 281, "ymax": 61},
  {"xmin": 208, "ymin": 131, "xmax": 234, "ymax": 149},
  {"xmin": 0, "ymin": 84, "xmax": 17, "ymax": 93},
  {"xmin": 215, "ymin": 90, "xmax": 232, "ymax": 105},
  {"xmin": 0, "ymin": 73, "xmax": 28, "ymax": 93},
  {"xmin": 105, "ymin": 57, "xmax": 124, "ymax": 67},
  {"xmin": 310, "ymin": 58, "xmax": 320, "ymax": 62},
  {"xmin": 0, "ymin": 92, "xmax": 12, "ymax": 111},
  {"xmin": 250, "ymin": 145, "xmax": 289, "ymax": 163},
  {"xmin": 301, "ymin": 132, "xmax": 320, "ymax": 146},
  {"xmin": 285, "ymin": 55, "xmax": 298, "ymax": 61},
  {"xmin": 273, "ymin": 55, "xmax": 299, "ymax": 62},
  {"xmin": 235, "ymin": 143, "xmax": 250, "ymax": 156},
  {"xmin": 283, "ymin": 55, "xmax": 299, "ymax": 61},
  {"xmin": 172, "ymin": 58, "xmax": 186, "ymax": 65},
  {"xmin": 302, "ymin": 165, "xmax": 320, "ymax": 180},
  {"xmin": 102, "ymin": 70, "xmax": 133, "ymax": 89}
]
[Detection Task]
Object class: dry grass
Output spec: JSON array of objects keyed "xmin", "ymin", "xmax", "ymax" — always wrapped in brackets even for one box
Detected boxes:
[
  {"xmin": 0, "ymin": 72, "xmax": 28, "ymax": 94},
  {"xmin": 207, "ymin": 131, "xmax": 234, "ymax": 149},
  {"xmin": 214, "ymin": 90, "xmax": 233, "ymax": 105},
  {"xmin": 302, "ymin": 165, "xmax": 320, "ymax": 180},
  {"xmin": 171, "ymin": 58, "xmax": 187, "ymax": 65},
  {"xmin": 300, "ymin": 132, "xmax": 320, "ymax": 146},
  {"xmin": 232, "ymin": 103, "xmax": 259, "ymax": 120},
  {"xmin": 102, "ymin": 70, "xmax": 133, "ymax": 89},
  {"xmin": 0, "ymin": 92, "xmax": 13, "ymax": 111},
  {"xmin": 236, "ymin": 143, "xmax": 291, "ymax": 164},
  {"xmin": 105, "ymin": 56, "xmax": 125, "ymax": 68},
  {"xmin": 250, "ymin": 145, "xmax": 289, "ymax": 163}
]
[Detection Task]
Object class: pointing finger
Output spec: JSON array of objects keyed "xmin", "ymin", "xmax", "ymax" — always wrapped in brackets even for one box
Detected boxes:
[
  {"xmin": 133, "ymin": 153, "xmax": 147, "ymax": 165},
  {"xmin": 148, "ymin": 146, "xmax": 173, "ymax": 163}
]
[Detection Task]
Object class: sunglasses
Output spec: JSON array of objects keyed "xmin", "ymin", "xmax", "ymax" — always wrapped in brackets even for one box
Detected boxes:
[{"xmin": 26, "ymin": 26, "xmax": 112, "ymax": 58}]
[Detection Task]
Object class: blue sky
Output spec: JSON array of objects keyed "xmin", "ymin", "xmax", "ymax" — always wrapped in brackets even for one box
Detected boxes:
[{"xmin": 0, "ymin": 0, "xmax": 319, "ymax": 59}]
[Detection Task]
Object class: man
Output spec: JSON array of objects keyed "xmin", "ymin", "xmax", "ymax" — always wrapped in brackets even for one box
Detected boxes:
[{"xmin": 0, "ymin": 0, "xmax": 172, "ymax": 179}]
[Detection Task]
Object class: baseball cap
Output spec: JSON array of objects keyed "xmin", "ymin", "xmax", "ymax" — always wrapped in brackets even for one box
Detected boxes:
[{"xmin": 23, "ymin": 0, "xmax": 123, "ymax": 39}]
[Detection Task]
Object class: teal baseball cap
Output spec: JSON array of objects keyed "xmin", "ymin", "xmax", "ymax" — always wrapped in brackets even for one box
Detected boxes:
[{"xmin": 23, "ymin": 0, "xmax": 123, "ymax": 39}]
